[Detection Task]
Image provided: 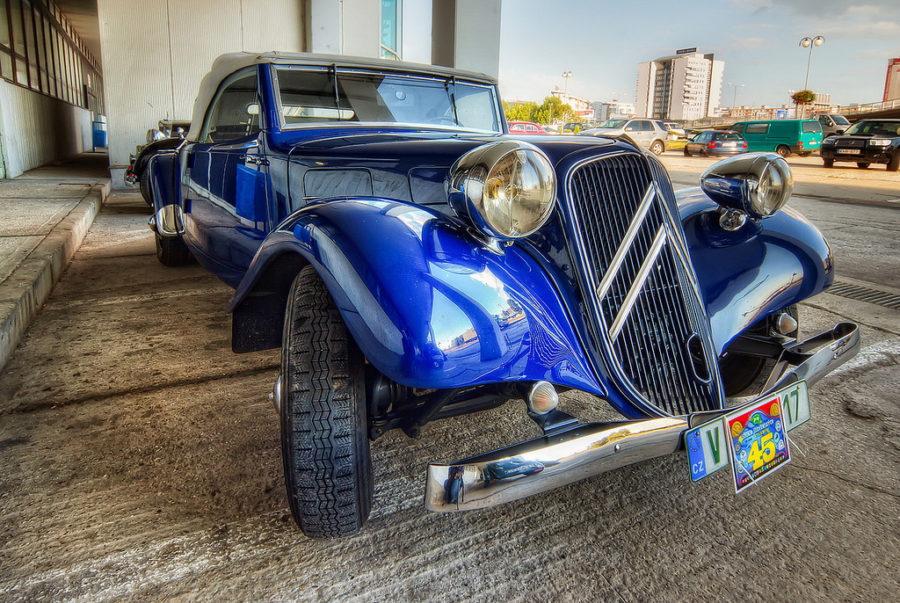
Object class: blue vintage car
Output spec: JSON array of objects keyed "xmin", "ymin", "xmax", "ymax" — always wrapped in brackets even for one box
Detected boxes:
[{"xmin": 146, "ymin": 52, "xmax": 859, "ymax": 537}]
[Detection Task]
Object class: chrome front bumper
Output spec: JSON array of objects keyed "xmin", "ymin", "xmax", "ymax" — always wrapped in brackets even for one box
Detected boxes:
[{"xmin": 425, "ymin": 322, "xmax": 859, "ymax": 512}]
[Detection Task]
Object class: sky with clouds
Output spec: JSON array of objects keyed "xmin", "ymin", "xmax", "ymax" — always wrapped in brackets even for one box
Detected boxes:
[{"xmin": 498, "ymin": 0, "xmax": 900, "ymax": 107}]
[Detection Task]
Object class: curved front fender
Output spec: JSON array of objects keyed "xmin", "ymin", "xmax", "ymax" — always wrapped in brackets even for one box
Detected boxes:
[
  {"xmin": 676, "ymin": 188, "xmax": 833, "ymax": 355},
  {"xmin": 231, "ymin": 199, "xmax": 604, "ymax": 394}
]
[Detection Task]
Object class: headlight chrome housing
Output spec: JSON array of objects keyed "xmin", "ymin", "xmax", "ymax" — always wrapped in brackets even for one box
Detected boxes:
[
  {"xmin": 448, "ymin": 141, "xmax": 557, "ymax": 242},
  {"xmin": 700, "ymin": 152, "xmax": 793, "ymax": 220}
]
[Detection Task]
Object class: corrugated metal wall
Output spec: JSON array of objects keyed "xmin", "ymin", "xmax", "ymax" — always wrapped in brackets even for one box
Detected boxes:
[
  {"xmin": 97, "ymin": 0, "xmax": 305, "ymax": 185},
  {"xmin": 0, "ymin": 79, "xmax": 92, "ymax": 179}
]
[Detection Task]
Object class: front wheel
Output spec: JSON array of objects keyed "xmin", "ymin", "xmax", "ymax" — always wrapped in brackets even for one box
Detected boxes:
[
  {"xmin": 720, "ymin": 305, "xmax": 799, "ymax": 397},
  {"xmin": 823, "ymin": 158, "xmax": 834, "ymax": 168},
  {"xmin": 139, "ymin": 176, "xmax": 153, "ymax": 207},
  {"xmin": 650, "ymin": 140, "xmax": 665, "ymax": 156},
  {"xmin": 776, "ymin": 145, "xmax": 791, "ymax": 158},
  {"xmin": 155, "ymin": 233, "xmax": 191, "ymax": 266},
  {"xmin": 888, "ymin": 152, "xmax": 900, "ymax": 172},
  {"xmin": 281, "ymin": 265, "xmax": 373, "ymax": 538},
  {"xmin": 857, "ymin": 162, "xmax": 870, "ymax": 169},
  {"xmin": 683, "ymin": 147, "xmax": 691, "ymax": 157}
]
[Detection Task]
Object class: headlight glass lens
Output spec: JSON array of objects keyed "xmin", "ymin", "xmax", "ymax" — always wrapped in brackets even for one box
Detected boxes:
[
  {"xmin": 477, "ymin": 149, "xmax": 555, "ymax": 238},
  {"xmin": 751, "ymin": 158, "xmax": 793, "ymax": 216}
]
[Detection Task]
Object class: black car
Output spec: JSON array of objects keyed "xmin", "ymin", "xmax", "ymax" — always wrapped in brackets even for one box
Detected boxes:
[
  {"xmin": 684, "ymin": 130, "xmax": 748, "ymax": 157},
  {"xmin": 821, "ymin": 118, "xmax": 900, "ymax": 171}
]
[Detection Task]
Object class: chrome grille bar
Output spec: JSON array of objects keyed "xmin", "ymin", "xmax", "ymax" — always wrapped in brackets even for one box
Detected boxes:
[
  {"xmin": 563, "ymin": 152, "xmax": 724, "ymax": 416},
  {"xmin": 609, "ymin": 226, "xmax": 667, "ymax": 341}
]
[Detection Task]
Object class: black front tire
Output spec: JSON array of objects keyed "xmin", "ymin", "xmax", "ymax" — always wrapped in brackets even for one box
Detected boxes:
[
  {"xmin": 155, "ymin": 234, "xmax": 191, "ymax": 266},
  {"xmin": 823, "ymin": 157, "xmax": 834, "ymax": 168},
  {"xmin": 720, "ymin": 305, "xmax": 799, "ymax": 397},
  {"xmin": 776, "ymin": 145, "xmax": 791, "ymax": 158},
  {"xmin": 857, "ymin": 162, "xmax": 870, "ymax": 169},
  {"xmin": 886, "ymin": 153, "xmax": 899, "ymax": 172},
  {"xmin": 683, "ymin": 147, "xmax": 691, "ymax": 157},
  {"xmin": 139, "ymin": 176, "xmax": 153, "ymax": 207},
  {"xmin": 281, "ymin": 265, "xmax": 373, "ymax": 538}
]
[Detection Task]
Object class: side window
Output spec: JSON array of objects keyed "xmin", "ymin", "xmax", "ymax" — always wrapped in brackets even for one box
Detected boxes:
[
  {"xmin": 746, "ymin": 123, "xmax": 769, "ymax": 134},
  {"xmin": 818, "ymin": 115, "xmax": 830, "ymax": 126},
  {"xmin": 731, "ymin": 124, "xmax": 744, "ymax": 134},
  {"xmin": 640, "ymin": 120, "xmax": 654, "ymax": 131},
  {"xmin": 624, "ymin": 121, "xmax": 639, "ymax": 132},
  {"xmin": 202, "ymin": 70, "xmax": 260, "ymax": 143}
]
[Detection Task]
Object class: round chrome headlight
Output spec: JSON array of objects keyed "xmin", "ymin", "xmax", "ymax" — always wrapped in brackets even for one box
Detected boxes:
[
  {"xmin": 448, "ymin": 141, "xmax": 556, "ymax": 240},
  {"xmin": 751, "ymin": 157, "xmax": 792, "ymax": 217},
  {"xmin": 700, "ymin": 152, "xmax": 793, "ymax": 219}
]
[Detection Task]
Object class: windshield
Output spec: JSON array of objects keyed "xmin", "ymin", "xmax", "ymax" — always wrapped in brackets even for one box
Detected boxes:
[
  {"xmin": 716, "ymin": 132, "xmax": 742, "ymax": 140},
  {"xmin": 599, "ymin": 119, "xmax": 627, "ymax": 129},
  {"xmin": 832, "ymin": 115, "xmax": 850, "ymax": 125},
  {"xmin": 275, "ymin": 67, "xmax": 500, "ymax": 132},
  {"xmin": 844, "ymin": 120, "xmax": 900, "ymax": 137}
]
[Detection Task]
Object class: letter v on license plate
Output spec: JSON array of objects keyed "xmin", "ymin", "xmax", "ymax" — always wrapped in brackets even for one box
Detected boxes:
[{"xmin": 685, "ymin": 418, "xmax": 729, "ymax": 481}]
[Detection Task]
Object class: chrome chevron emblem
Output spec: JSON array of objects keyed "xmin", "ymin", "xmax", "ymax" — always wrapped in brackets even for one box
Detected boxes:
[{"xmin": 594, "ymin": 184, "xmax": 668, "ymax": 342}]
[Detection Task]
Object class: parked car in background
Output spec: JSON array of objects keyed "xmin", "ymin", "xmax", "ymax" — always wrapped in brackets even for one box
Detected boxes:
[
  {"xmin": 125, "ymin": 119, "xmax": 191, "ymax": 206},
  {"xmin": 820, "ymin": 118, "xmax": 900, "ymax": 171},
  {"xmin": 815, "ymin": 113, "xmax": 851, "ymax": 137},
  {"xmin": 579, "ymin": 118, "xmax": 668, "ymax": 155},
  {"xmin": 508, "ymin": 121, "xmax": 548, "ymax": 135},
  {"xmin": 729, "ymin": 119, "xmax": 823, "ymax": 157},
  {"xmin": 144, "ymin": 52, "xmax": 858, "ymax": 539},
  {"xmin": 664, "ymin": 121, "xmax": 686, "ymax": 140},
  {"xmin": 683, "ymin": 130, "xmax": 747, "ymax": 156}
]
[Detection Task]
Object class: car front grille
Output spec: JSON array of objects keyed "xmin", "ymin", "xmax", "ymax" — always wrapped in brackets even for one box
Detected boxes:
[
  {"xmin": 836, "ymin": 139, "xmax": 864, "ymax": 148},
  {"xmin": 563, "ymin": 152, "xmax": 724, "ymax": 416}
]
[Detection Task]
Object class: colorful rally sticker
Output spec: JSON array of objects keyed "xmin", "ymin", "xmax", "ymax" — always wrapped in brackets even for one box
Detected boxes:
[
  {"xmin": 685, "ymin": 418, "xmax": 730, "ymax": 481},
  {"xmin": 726, "ymin": 397, "xmax": 791, "ymax": 493}
]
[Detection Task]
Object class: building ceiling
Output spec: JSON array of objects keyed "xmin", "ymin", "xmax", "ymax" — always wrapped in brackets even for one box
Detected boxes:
[{"xmin": 54, "ymin": 0, "xmax": 101, "ymax": 67}]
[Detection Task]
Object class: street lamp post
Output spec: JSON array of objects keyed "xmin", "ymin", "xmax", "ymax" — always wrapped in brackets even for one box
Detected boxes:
[
  {"xmin": 727, "ymin": 82, "xmax": 744, "ymax": 110},
  {"xmin": 561, "ymin": 71, "xmax": 572, "ymax": 95},
  {"xmin": 799, "ymin": 35, "xmax": 825, "ymax": 90}
]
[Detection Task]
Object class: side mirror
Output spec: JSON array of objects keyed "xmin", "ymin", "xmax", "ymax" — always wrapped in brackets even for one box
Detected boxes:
[
  {"xmin": 700, "ymin": 152, "xmax": 793, "ymax": 219},
  {"xmin": 836, "ymin": 129, "xmax": 845, "ymax": 135}
]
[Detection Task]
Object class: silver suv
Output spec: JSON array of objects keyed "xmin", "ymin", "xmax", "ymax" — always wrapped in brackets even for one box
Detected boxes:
[{"xmin": 579, "ymin": 118, "xmax": 668, "ymax": 155}]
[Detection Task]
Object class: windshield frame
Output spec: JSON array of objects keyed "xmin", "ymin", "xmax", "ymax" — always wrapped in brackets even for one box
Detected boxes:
[{"xmin": 270, "ymin": 64, "xmax": 504, "ymax": 134}]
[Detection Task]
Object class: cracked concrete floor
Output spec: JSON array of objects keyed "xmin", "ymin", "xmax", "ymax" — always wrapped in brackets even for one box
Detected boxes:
[{"xmin": 0, "ymin": 192, "xmax": 897, "ymax": 601}]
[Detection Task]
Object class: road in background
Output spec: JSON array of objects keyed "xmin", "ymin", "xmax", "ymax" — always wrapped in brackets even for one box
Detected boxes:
[{"xmin": 1, "ymin": 168, "xmax": 898, "ymax": 599}]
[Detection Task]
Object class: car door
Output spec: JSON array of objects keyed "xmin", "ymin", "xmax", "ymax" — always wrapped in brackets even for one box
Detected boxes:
[
  {"xmin": 623, "ymin": 120, "xmax": 644, "ymax": 146},
  {"xmin": 181, "ymin": 67, "xmax": 268, "ymax": 286}
]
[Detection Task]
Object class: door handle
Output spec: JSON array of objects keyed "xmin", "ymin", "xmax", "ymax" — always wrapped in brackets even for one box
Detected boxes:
[{"xmin": 246, "ymin": 156, "xmax": 269, "ymax": 166}]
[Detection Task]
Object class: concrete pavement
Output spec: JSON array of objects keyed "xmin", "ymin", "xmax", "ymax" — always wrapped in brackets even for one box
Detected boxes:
[{"xmin": 0, "ymin": 154, "xmax": 109, "ymax": 372}]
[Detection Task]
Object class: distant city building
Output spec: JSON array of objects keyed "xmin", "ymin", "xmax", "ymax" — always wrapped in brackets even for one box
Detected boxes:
[
  {"xmin": 635, "ymin": 48, "xmax": 724, "ymax": 120},
  {"xmin": 591, "ymin": 100, "xmax": 635, "ymax": 121},
  {"xmin": 552, "ymin": 90, "xmax": 594, "ymax": 121},
  {"xmin": 885, "ymin": 58, "xmax": 900, "ymax": 102}
]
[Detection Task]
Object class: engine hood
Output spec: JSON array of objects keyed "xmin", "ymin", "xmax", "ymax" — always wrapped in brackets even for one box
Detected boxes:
[{"xmin": 270, "ymin": 127, "xmax": 625, "ymax": 208}]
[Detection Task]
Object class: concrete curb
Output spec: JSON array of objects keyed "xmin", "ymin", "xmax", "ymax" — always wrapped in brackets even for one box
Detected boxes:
[{"xmin": 0, "ymin": 182, "xmax": 110, "ymax": 372}]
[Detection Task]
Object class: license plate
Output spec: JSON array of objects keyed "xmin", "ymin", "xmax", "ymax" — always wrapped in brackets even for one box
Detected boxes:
[
  {"xmin": 838, "ymin": 148, "xmax": 861, "ymax": 154},
  {"xmin": 685, "ymin": 381, "xmax": 809, "ymax": 488},
  {"xmin": 807, "ymin": 141, "xmax": 818, "ymax": 146}
]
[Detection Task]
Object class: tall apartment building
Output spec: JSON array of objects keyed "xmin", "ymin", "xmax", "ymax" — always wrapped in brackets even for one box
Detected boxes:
[{"xmin": 635, "ymin": 48, "xmax": 724, "ymax": 120}]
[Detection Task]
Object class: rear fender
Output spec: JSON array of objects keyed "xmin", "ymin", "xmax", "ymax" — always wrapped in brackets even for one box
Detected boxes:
[
  {"xmin": 676, "ymin": 188, "xmax": 833, "ymax": 355},
  {"xmin": 229, "ymin": 198, "xmax": 603, "ymax": 394}
]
